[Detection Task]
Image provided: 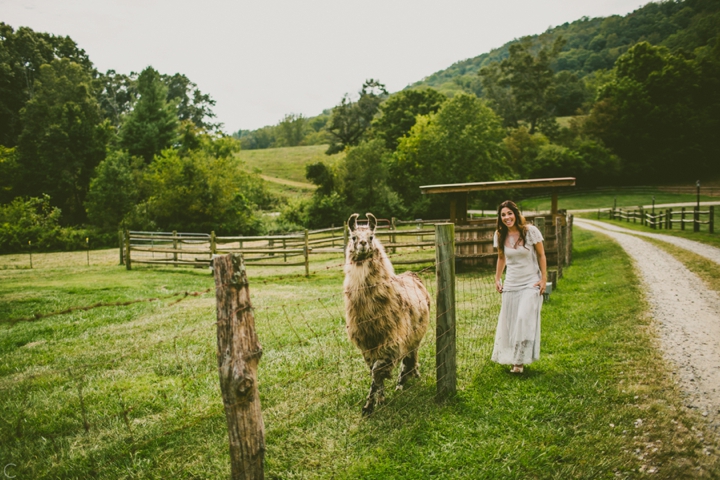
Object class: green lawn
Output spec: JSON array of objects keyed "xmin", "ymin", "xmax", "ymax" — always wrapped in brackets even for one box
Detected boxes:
[{"xmin": 1, "ymin": 231, "xmax": 718, "ymax": 478}]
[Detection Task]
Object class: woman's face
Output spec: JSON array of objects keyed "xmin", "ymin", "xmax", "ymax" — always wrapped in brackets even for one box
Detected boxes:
[{"xmin": 500, "ymin": 207, "xmax": 516, "ymax": 229}]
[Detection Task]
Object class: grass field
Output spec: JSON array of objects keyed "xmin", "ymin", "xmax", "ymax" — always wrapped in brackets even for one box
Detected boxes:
[
  {"xmin": 2, "ymin": 228, "xmax": 718, "ymax": 478},
  {"xmin": 517, "ymin": 190, "xmax": 719, "ymax": 213},
  {"xmin": 238, "ymin": 144, "xmax": 342, "ymax": 185}
]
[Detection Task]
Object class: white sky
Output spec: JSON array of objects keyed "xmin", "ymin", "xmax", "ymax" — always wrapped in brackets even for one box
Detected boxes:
[{"xmin": 1, "ymin": 0, "xmax": 648, "ymax": 133}]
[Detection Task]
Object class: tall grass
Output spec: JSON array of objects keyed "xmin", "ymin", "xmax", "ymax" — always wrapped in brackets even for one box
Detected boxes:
[{"xmin": 0, "ymin": 230, "xmax": 717, "ymax": 478}]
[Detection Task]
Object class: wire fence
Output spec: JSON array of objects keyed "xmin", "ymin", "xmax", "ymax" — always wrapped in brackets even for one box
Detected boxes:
[{"xmin": 1, "ymin": 229, "xmax": 504, "ymax": 477}]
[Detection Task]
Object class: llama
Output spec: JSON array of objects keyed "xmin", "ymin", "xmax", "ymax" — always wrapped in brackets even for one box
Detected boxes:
[{"xmin": 343, "ymin": 213, "xmax": 430, "ymax": 416}]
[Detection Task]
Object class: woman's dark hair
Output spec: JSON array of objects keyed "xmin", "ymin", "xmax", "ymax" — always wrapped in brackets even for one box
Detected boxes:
[{"xmin": 496, "ymin": 200, "xmax": 528, "ymax": 252}]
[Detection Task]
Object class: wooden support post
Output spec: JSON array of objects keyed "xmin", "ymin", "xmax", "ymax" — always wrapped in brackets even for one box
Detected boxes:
[
  {"xmin": 343, "ymin": 222, "xmax": 348, "ymax": 252},
  {"xmin": 213, "ymin": 254, "xmax": 265, "ymax": 480},
  {"xmin": 694, "ymin": 207, "xmax": 700, "ymax": 232},
  {"xmin": 556, "ymin": 217, "xmax": 564, "ymax": 279},
  {"xmin": 710, "ymin": 206, "xmax": 715, "ymax": 234},
  {"xmin": 283, "ymin": 238, "xmax": 287, "ymax": 262},
  {"xmin": 303, "ymin": 229, "xmax": 309, "ymax": 277},
  {"xmin": 567, "ymin": 214, "xmax": 574, "ymax": 266},
  {"xmin": 666, "ymin": 209, "xmax": 672, "ymax": 230},
  {"xmin": 125, "ymin": 229, "xmax": 132, "ymax": 270},
  {"xmin": 118, "ymin": 230, "xmax": 124, "ymax": 265},
  {"xmin": 551, "ymin": 190, "xmax": 558, "ymax": 217},
  {"xmin": 391, "ymin": 217, "xmax": 397, "ymax": 253},
  {"xmin": 435, "ymin": 223, "xmax": 456, "ymax": 400}
]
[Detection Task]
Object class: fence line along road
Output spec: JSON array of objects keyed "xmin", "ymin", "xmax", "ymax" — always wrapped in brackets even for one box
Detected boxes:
[{"xmin": 598, "ymin": 205, "xmax": 715, "ymax": 233}]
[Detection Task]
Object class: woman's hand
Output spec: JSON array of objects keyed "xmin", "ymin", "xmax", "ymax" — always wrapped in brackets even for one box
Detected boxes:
[
  {"xmin": 534, "ymin": 279, "xmax": 547, "ymax": 295},
  {"xmin": 495, "ymin": 278, "xmax": 503, "ymax": 293}
]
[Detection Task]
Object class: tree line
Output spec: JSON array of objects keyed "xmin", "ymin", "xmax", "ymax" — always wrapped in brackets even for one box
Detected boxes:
[
  {"xmin": 263, "ymin": 0, "xmax": 720, "ymax": 228},
  {"xmin": 0, "ymin": 23, "xmax": 272, "ymax": 253}
]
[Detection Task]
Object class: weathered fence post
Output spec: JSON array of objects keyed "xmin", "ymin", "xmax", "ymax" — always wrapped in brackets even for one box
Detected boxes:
[
  {"xmin": 694, "ymin": 207, "xmax": 700, "ymax": 232},
  {"xmin": 211, "ymin": 231, "xmax": 217, "ymax": 255},
  {"xmin": 435, "ymin": 223, "xmax": 456, "ymax": 400},
  {"xmin": 391, "ymin": 217, "xmax": 397, "ymax": 253},
  {"xmin": 118, "ymin": 230, "xmax": 124, "ymax": 265},
  {"xmin": 173, "ymin": 230, "xmax": 178, "ymax": 266},
  {"xmin": 343, "ymin": 222, "xmax": 348, "ymax": 252},
  {"xmin": 213, "ymin": 254, "xmax": 265, "ymax": 480},
  {"xmin": 303, "ymin": 229, "xmax": 309, "ymax": 277},
  {"xmin": 666, "ymin": 209, "xmax": 671, "ymax": 230},
  {"xmin": 125, "ymin": 229, "xmax": 132, "ymax": 270},
  {"xmin": 710, "ymin": 206, "xmax": 715, "ymax": 234},
  {"xmin": 567, "ymin": 214, "xmax": 574, "ymax": 266}
]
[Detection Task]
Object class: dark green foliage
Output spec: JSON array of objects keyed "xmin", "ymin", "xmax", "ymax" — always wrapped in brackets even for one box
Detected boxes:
[
  {"xmin": 95, "ymin": 69, "xmax": 138, "ymax": 129},
  {"xmin": 0, "ymin": 195, "xmax": 97, "ymax": 253},
  {"xmin": 325, "ymin": 79, "xmax": 387, "ymax": 154},
  {"xmin": 0, "ymin": 146, "xmax": 20, "ymax": 204},
  {"xmin": 276, "ymin": 113, "xmax": 307, "ymax": 147},
  {"xmin": 583, "ymin": 40, "xmax": 720, "ymax": 183},
  {"xmin": 0, "ymin": 23, "xmax": 93, "ymax": 148},
  {"xmin": 16, "ymin": 59, "xmax": 111, "ymax": 225},
  {"xmin": 372, "ymin": 88, "xmax": 447, "ymax": 150},
  {"xmin": 305, "ymin": 162, "xmax": 334, "ymax": 195},
  {"xmin": 85, "ymin": 150, "xmax": 141, "ymax": 230},
  {"xmin": 119, "ymin": 67, "xmax": 178, "ymax": 163},
  {"xmin": 162, "ymin": 73, "xmax": 220, "ymax": 132}
]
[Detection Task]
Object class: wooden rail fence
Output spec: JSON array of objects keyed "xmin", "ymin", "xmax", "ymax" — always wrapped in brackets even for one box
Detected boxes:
[
  {"xmin": 121, "ymin": 213, "xmax": 574, "ymax": 280},
  {"xmin": 598, "ymin": 206, "xmax": 715, "ymax": 233}
]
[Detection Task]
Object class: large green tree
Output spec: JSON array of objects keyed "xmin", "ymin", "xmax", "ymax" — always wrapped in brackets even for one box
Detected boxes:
[
  {"xmin": 390, "ymin": 93, "xmax": 510, "ymax": 217},
  {"xmin": 16, "ymin": 58, "xmax": 110, "ymax": 224},
  {"xmin": 325, "ymin": 79, "xmax": 387, "ymax": 154},
  {"xmin": 119, "ymin": 66, "xmax": 178, "ymax": 163},
  {"xmin": 372, "ymin": 88, "xmax": 447, "ymax": 150}
]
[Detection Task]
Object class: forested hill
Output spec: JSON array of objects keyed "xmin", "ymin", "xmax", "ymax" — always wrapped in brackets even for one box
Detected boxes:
[{"xmin": 411, "ymin": 0, "xmax": 720, "ymax": 97}]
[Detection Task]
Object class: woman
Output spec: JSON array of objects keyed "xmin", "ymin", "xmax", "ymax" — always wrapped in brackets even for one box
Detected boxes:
[{"xmin": 491, "ymin": 200, "xmax": 547, "ymax": 374}]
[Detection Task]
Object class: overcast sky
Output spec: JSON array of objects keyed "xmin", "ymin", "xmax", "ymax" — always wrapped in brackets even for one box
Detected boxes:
[{"xmin": 2, "ymin": 0, "xmax": 649, "ymax": 133}]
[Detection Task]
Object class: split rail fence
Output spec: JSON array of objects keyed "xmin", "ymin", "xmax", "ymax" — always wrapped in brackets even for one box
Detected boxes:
[
  {"xmin": 121, "ymin": 213, "xmax": 573, "ymax": 284},
  {"xmin": 599, "ymin": 206, "xmax": 715, "ymax": 233}
]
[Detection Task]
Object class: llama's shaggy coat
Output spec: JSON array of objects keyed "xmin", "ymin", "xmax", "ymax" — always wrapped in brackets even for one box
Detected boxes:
[{"xmin": 343, "ymin": 213, "xmax": 430, "ymax": 415}]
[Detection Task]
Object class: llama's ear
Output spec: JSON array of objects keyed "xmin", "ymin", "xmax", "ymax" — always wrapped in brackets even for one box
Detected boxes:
[
  {"xmin": 348, "ymin": 213, "xmax": 359, "ymax": 232},
  {"xmin": 366, "ymin": 213, "xmax": 377, "ymax": 232}
]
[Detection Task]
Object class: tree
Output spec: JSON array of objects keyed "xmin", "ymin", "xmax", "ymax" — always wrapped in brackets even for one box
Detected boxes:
[
  {"xmin": 372, "ymin": 88, "xmax": 447, "ymax": 150},
  {"xmin": 276, "ymin": 113, "xmax": 307, "ymax": 147},
  {"xmin": 85, "ymin": 150, "xmax": 140, "ymax": 230},
  {"xmin": 0, "ymin": 23, "xmax": 94, "ymax": 148},
  {"xmin": 95, "ymin": 69, "xmax": 138, "ymax": 129},
  {"xmin": 163, "ymin": 73, "xmax": 220, "ymax": 132},
  {"xmin": 480, "ymin": 37, "xmax": 565, "ymax": 133},
  {"xmin": 119, "ymin": 66, "xmax": 178, "ymax": 163},
  {"xmin": 390, "ymin": 94, "xmax": 510, "ymax": 217},
  {"xmin": 16, "ymin": 58, "xmax": 110, "ymax": 224},
  {"xmin": 325, "ymin": 79, "xmax": 387, "ymax": 154}
]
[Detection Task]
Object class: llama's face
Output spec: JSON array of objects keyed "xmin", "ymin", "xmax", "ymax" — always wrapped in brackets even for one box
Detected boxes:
[
  {"xmin": 347, "ymin": 213, "xmax": 378, "ymax": 262},
  {"xmin": 349, "ymin": 226, "xmax": 375, "ymax": 261}
]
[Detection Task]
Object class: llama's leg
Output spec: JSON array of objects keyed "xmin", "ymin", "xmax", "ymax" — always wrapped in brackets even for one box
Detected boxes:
[
  {"xmin": 396, "ymin": 348, "xmax": 420, "ymax": 390},
  {"xmin": 362, "ymin": 359, "xmax": 393, "ymax": 416}
]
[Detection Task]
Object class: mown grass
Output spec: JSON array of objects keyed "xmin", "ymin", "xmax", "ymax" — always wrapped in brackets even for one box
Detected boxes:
[
  {"xmin": 1, "ymin": 230, "xmax": 718, "ymax": 478},
  {"xmin": 238, "ymin": 144, "xmax": 343, "ymax": 184}
]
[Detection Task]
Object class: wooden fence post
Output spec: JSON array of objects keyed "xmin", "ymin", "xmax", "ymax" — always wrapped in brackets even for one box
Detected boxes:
[
  {"xmin": 694, "ymin": 207, "xmax": 700, "ymax": 232},
  {"xmin": 681, "ymin": 208, "xmax": 686, "ymax": 230},
  {"xmin": 213, "ymin": 254, "xmax": 265, "ymax": 480},
  {"xmin": 125, "ymin": 229, "xmax": 132, "ymax": 270},
  {"xmin": 211, "ymin": 231, "xmax": 217, "ymax": 255},
  {"xmin": 304, "ymin": 229, "xmax": 309, "ymax": 277},
  {"xmin": 435, "ymin": 223, "xmax": 456, "ymax": 400},
  {"xmin": 710, "ymin": 206, "xmax": 715, "ymax": 234},
  {"xmin": 173, "ymin": 230, "xmax": 178, "ymax": 266},
  {"xmin": 567, "ymin": 214, "xmax": 574, "ymax": 266},
  {"xmin": 666, "ymin": 209, "xmax": 671, "ymax": 230},
  {"xmin": 391, "ymin": 217, "xmax": 397, "ymax": 253},
  {"xmin": 118, "ymin": 230, "xmax": 124, "ymax": 265}
]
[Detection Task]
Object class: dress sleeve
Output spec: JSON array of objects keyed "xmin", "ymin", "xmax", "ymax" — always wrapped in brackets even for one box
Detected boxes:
[
  {"xmin": 526, "ymin": 225, "xmax": 544, "ymax": 245},
  {"xmin": 493, "ymin": 230, "xmax": 499, "ymax": 248}
]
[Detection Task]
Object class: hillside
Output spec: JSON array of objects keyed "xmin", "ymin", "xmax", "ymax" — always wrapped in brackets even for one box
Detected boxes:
[{"xmin": 411, "ymin": 0, "xmax": 720, "ymax": 97}]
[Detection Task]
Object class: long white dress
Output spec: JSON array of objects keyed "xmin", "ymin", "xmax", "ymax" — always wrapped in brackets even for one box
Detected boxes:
[{"xmin": 491, "ymin": 224, "xmax": 544, "ymax": 366}]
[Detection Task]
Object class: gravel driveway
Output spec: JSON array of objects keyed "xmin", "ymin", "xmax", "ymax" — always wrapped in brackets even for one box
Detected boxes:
[{"xmin": 575, "ymin": 219, "xmax": 720, "ymax": 438}]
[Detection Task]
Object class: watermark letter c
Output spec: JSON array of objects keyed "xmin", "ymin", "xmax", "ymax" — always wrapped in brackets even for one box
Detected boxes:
[{"xmin": 4, "ymin": 463, "xmax": 16, "ymax": 478}]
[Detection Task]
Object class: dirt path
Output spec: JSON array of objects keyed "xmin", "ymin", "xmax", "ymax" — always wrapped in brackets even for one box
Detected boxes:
[{"xmin": 575, "ymin": 219, "xmax": 720, "ymax": 439}]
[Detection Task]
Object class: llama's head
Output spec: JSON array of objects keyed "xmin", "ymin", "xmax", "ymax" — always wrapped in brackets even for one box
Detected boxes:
[{"xmin": 347, "ymin": 213, "xmax": 379, "ymax": 262}]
